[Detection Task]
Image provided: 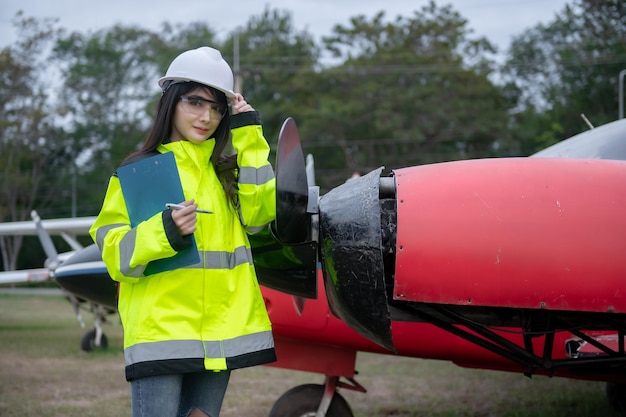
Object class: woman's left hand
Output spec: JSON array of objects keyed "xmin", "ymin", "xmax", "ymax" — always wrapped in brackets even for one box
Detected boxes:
[{"xmin": 230, "ymin": 93, "xmax": 254, "ymax": 114}]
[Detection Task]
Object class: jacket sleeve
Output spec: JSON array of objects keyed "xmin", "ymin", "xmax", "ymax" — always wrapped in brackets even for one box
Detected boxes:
[
  {"xmin": 230, "ymin": 111, "xmax": 276, "ymax": 234},
  {"xmin": 89, "ymin": 176, "xmax": 191, "ymax": 283}
]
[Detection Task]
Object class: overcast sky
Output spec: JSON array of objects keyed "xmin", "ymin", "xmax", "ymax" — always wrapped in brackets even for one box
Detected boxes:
[{"xmin": 3, "ymin": 0, "xmax": 570, "ymax": 60}]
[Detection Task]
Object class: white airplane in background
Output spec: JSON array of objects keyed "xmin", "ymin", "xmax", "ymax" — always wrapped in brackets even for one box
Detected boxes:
[
  {"xmin": 0, "ymin": 213, "xmax": 95, "ymax": 284},
  {"xmin": 0, "ymin": 211, "xmax": 114, "ymax": 350}
]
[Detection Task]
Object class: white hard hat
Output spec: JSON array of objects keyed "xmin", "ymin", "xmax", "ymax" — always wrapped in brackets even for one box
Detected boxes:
[{"xmin": 158, "ymin": 47, "xmax": 236, "ymax": 99}]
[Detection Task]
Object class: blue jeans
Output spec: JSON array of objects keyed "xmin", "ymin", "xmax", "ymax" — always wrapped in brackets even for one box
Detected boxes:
[{"xmin": 131, "ymin": 371, "xmax": 231, "ymax": 417}]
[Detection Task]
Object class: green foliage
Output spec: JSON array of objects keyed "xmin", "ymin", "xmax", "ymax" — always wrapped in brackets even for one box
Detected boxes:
[
  {"xmin": 221, "ymin": 7, "xmax": 320, "ymax": 148},
  {"xmin": 52, "ymin": 25, "xmax": 164, "ymax": 173},
  {"xmin": 503, "ymin": 0, "xmax": 626, "ymax": 152},
  {"xmin": 0, "ymin": 12, "xmax": 69, "ymax": 270},
  {"xmin": 301, "ymin": 2, "xmax": 512, "ymax": 189}
]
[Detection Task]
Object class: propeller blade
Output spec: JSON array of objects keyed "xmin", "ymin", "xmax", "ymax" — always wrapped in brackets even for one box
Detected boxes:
[{"xmin": 274, "ymin": 117, "xmax": 309, "ymax": 243}]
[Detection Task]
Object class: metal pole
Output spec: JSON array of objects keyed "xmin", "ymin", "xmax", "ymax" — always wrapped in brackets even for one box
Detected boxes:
[
  {"xmin": 71, "ymin": 162, "xmax": 77, "ymax": 217},
  {"xmin": 618, "ymin": 70, "xmax": 626, "ymax": 119},
  {"xmin": 233, "ymin": 31, "xmax": 242, "ymax": 94}
]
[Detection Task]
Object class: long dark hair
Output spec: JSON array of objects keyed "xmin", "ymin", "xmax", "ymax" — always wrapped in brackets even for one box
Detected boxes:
[{"xmin": 125, "ymin": 82, "xmax": 239, "ymax": 208}]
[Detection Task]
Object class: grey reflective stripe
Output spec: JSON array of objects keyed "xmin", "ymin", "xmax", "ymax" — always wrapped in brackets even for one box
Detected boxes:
[
  {"xmin": 119, "ymin": 228, "xmax": 146, "ymax": 277},
  {"xmin": 235, "ymin": 207, "xmax": 269, "ymax": 234},
  {"xmin": 95, "ymin": 222, "xmax": 146, "ymax": 277},
  {"xmin": 125, "ymin": 340, "xmax": 205, "ymax": 364},
  {"xmin": 238, "ymin": 164, "xmax": 274, "ymax": 185},
  {"xmin": 116, "ymin": 244, "xmax": 251, "ymax": 278},
  {"xmin": 206, "ymin": 331, "xmax": 274, "ymax": 358},
  {"xmin": 124, "ymin": 331, "xmax": 275, "ymax": 365},
  {"xmin": 245, "ymin": 224, "xmax": 266, "ymax": 234},
  {"xmin": 95, "ymin": 223, "xmax": 127, "ymax": 250},
  {"xmin": 190, "ymin": 246, "xmax": 253, "ymax": 269}
]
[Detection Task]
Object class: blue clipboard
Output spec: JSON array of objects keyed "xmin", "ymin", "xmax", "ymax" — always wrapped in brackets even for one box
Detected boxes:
[{"xmin": 117, "ymin": 152, "xmax": 200, "ymax": 275}]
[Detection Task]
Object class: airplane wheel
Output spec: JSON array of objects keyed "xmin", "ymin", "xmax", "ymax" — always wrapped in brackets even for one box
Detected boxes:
[
  {"xmin": 268, "ymin": 384, "xmax": 353, "ymax": 417},
  {"xmin": 606, "ymin": 382, "xmax": 626, "ymax": 411},
  {"xmin": 80, "ymin": 329, "xmax": 108, "ymax": 352}
]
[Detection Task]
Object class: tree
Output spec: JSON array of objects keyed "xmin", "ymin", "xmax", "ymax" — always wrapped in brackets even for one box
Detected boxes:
[
  {"xmin": 52, "ymin": 22, "xmax": 237, "ymax": 215},
  {"xmin": 0, "ymin": 12, "xmax": 65, "ymax": 270},
  {"xmin": 221, "ymin": 7, "xmax": 320, "ymax": 150},
  {"xmin": 503, "ymin": 0, "xmax": 626, "ymax": 151},
  {"xmin": 51, "ymin": 24, "xmax": 178, "ymax": 214},
  {"xmin": 297, "ymin": 2, "xmax": 513, "ymax": 190}
]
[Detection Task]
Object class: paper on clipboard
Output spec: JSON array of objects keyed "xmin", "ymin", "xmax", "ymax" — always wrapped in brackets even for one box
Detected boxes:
[{"xmin": 117, "ymin": 152, "xmax": 200, "ymax": 275}]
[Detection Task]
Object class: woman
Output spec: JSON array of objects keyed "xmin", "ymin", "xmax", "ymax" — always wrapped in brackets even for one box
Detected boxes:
[{"xmin": 90, "ymin": 47, "xmax": 276, "ymax": 417}]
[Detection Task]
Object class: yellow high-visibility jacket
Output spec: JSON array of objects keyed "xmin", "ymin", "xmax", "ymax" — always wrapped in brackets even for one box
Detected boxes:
[{"xmin": 90, "ymin": 112, "xmax": 276, "ymax": 381}]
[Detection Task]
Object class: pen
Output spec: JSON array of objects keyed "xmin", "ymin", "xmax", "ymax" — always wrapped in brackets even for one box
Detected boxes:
[{"xmin": 165, "ymin": 203, "xmax": 212, "ymax": 214}]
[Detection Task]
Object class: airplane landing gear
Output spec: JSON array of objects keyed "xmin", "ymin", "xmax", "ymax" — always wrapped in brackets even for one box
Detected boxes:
[
  {"xmin": 268, "ymin": 376, "xmax": 365, "ymax": 417},
  {"xmin": 81, "ymin": 328, "xmax": 108, "ymax": 351},
  {"xmin": 79, "ymin": 303, "xmax": 110, "ymax": 352}
]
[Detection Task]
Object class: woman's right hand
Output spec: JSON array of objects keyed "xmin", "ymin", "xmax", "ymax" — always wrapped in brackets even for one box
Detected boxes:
[
  {"xmin": 230, "ymin": 93, "xmax": 254, "ymax": 114},
  {"xmin": 171, "ymin": 200, "xmax": 197, "ymax": 236}
]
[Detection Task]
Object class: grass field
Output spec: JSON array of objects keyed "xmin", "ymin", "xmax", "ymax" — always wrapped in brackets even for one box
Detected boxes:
[{"xmin": 0, "ymin": 292, "xmax": 621, "ymax": 417}]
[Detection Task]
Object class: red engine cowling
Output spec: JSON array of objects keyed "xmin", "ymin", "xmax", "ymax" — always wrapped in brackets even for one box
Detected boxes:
[{"xmin": 394, "ymin": 157, "xmax": 626, "ymax": 314}]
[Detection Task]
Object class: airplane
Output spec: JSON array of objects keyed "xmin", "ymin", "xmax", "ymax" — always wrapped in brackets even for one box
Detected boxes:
[
  {"xmin": 0, "ymin": 212, "xmax": 117, "ymax": 350},
  {"xmin": 1, "ymin": 116, "xmax": 626, "ymax": 416}
]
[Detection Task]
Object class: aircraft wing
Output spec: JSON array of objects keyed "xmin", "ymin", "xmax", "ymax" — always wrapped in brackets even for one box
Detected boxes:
[
  {"xmin": 0, "ymin": 214, "xmax": 95, "ymax": 285},
  {"xmin": 0, "ymin": 217, "xmax": 96, "ymax": 236},
  {"xmin": 0, "ymin": 268, "xmax": 50, "ymax": 285}
]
